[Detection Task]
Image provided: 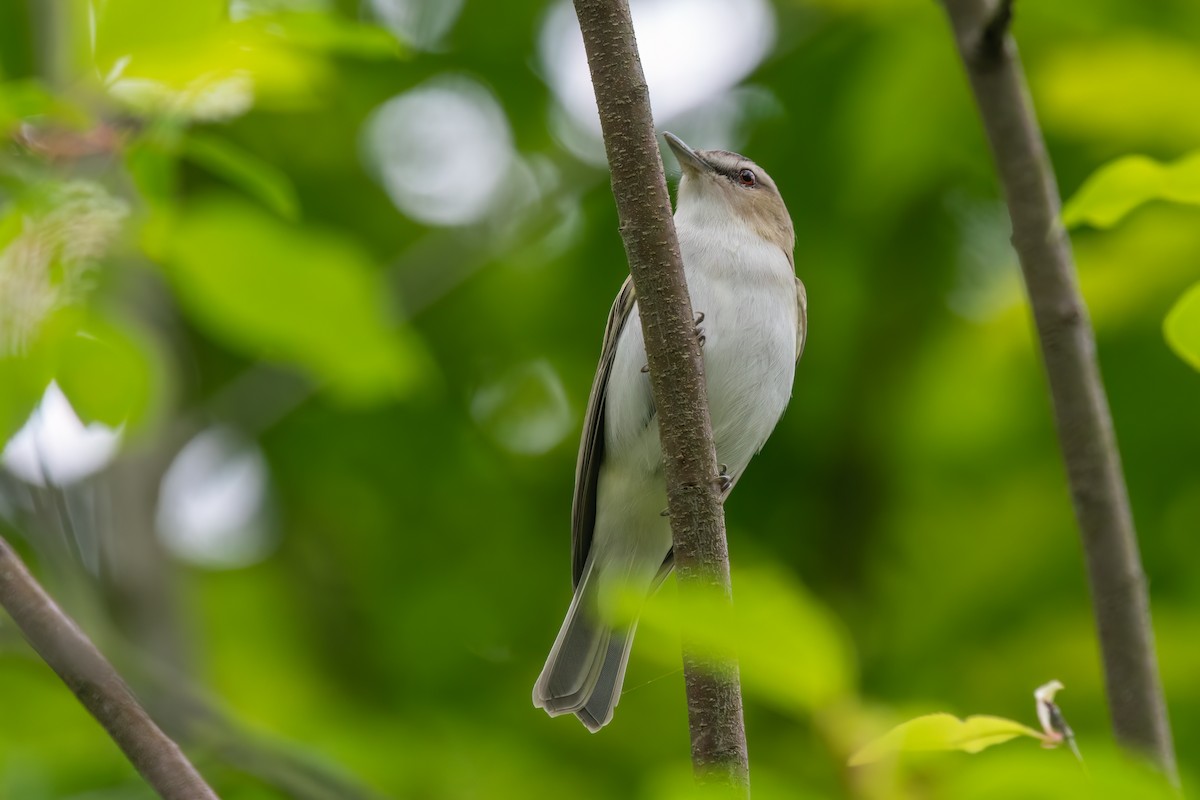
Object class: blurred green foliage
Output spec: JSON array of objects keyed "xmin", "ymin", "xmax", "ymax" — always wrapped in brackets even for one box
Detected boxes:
[
  {"xmin": 1167, "ymin": 284, "xmax": 1200, "ymax": 371},
  {"xmin": 0, "ymin": 0, "xmax": 1199, "ymax": 798},
  {"xmin": 848, "ymin": 713, "xmax": 1046, "ymax": 765},
  {"xmin": 1063, "ymin": 151, "xmax": 1200, "ymax": 230}
]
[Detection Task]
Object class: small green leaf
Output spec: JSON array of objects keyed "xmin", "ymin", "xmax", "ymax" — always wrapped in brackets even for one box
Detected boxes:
[
  {"xmin": 1063, "ymin": 151, "xmax": 1200, "ymax": 229},
  {"xmin": 0, "ymin": 356, "xmax": 53, "ymax": 446},
  {"xmin": 163, "ymin": 194, "xmax": 427, "ymax": 402},
  {"xmin": 1165, "ymin": 282, "xmax": 1200, "ymax": 371},
  {"xmin": 0, "ymin": 309, "xmax": 83, "ymax": 445},
  {"xmin": 56, "ymin": 317, "xmax": 155, "ymax": 427},
  {"xmin": 183, "ymin": 133, "xmax": 299, "ymax": 220},
  {"xmin": 849, "ymin": 713, "xmax": 1047, "ymax": 766}
]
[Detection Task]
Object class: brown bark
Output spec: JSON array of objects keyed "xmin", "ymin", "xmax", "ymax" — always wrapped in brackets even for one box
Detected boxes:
[
  {"xmin": 0, "ymin": 535, "xmax": 220, "ymax": 799},
  {"xmin": 570, "ymin": 0, "xmax": 749, "ymax": 790},
  {"xmin": 941, "ymin": 0, "xmax": 1177, "ymax": 781}
]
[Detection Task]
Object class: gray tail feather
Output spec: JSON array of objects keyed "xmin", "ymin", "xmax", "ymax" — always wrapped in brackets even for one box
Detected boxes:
[
  {"xmin": 574, "ymin": 624, "xmax": 635, "ymax": 731},
  {"xmin": 532, "ymin": 559, "xmax": 636, "ymax": 732}
]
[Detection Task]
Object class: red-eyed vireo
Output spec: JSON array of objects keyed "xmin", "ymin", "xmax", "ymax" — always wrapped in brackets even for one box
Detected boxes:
[{"xmin": 533, "ymin": 133, "xmax": 807, "ymax": 731}]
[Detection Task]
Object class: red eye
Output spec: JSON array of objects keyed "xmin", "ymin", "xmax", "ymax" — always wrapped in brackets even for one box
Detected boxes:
[{"xmin": 738, "ymin": 169, "xmax": 756, "ymax": 187}]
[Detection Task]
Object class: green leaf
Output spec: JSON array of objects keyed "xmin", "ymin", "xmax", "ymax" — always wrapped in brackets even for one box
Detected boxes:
[
  {"xmin": 627, "ymin": 563, "xmax": 855, "ymax": 715},
  {"xmin": 95, "ymin": 0, "xmax": 327, "ymax": 120},
  {"xmin": 0, "ymin": 79, "xmax": 90, "ymax": 139},
  {"xmin": 1063, "ymin": 151, "xmax": 1200, "ymax": 229},
  {"xmin": 163, "ymin": 195, "xmax": 427, "ymax": 402},
  {"xmin": 248, "ymin": 12, "xmax": 407, "ymax": 59},
  {"xmin": 848, "ymin": 713, "xmax": 1047, "ymax": 766},
  {"xmin": 1165, "ymin": 282, "xmax": 1200, "ymax": 371},
  {"xmin": 56, "ymin": 316, "xmax": 155, "ymax": 428},
  {"xmin": 0, "ymin": 79, "xmax": 54, "ymax": 135},
  {"xmin": 0, "ymin": 355, "xmax": 53, "ymax": 446},
  {"xmin": 93, "ymin": 0, "xmax": 228, "ymax": 62},
  {"xmin": 125, "ymin": 132, "xmax": 182, "ymax": 209},
  {"xmin": 0, "ymin": 303, "xmax": 157, "ymax": 443},
  {"xmin": 183, "ymin": 133, "xmax": 299, "ymax": 220},
  {"xmin": 126, "ymin": 133, "xmax": 184, "ymax": 256},
  {"xmin": 0, "ymin": 309, "xmax": 83, "ymax": 445}
]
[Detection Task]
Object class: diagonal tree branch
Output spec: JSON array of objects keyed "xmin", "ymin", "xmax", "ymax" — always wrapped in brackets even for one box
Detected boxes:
[
  {"xmin": 570, "ymin": 0, "xmax": 749, "ymax": 790},
  {"xmin": 941, "ymin": 0, "xmax": 1177, "ymax": 781},
  {"xmin": 0, "ymin": 534, "xmax": 220, "ymax": 799}
]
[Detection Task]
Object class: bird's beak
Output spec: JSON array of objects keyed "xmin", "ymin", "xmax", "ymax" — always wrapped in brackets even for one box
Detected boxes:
[{"xmin": 664, "ymin": 132, "xmax": 710, "ymax": 174}]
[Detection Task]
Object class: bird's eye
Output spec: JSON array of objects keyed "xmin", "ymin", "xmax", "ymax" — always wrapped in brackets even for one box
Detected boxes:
[{"xmin": 738, "ymin": 169, "xmax": 756, "ymax": 187}]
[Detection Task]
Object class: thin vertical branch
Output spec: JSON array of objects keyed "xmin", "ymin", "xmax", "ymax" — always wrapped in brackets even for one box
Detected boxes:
[
  {"xmin": 941, "ymin": 0, "xmax": 1177, "ymax": 781},
  {"xmin": 570, "ymin": 0, "xmax": 749, "ymax": 790},
  {"xmin": 0, "ymin": 535, "xmax": 220, "ymax": 799}
]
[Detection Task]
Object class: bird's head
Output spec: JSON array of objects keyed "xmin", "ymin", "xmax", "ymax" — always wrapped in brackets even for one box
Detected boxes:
[{"xmin": 664, "ymin": 132, "xmax": 794, "ymax": 256}]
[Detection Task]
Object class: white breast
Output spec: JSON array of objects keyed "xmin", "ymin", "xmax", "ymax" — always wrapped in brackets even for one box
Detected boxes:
[
  {"xmin": 589, "ymin": 201, "xmax": 797, "ymax": 586},
  {"xmin": 679, "ymin": 215, "xmax": 797, "ymax": 477},
  {"xmin": 604, "ymin": 208, "xmax": 797, "ymax": 482}
]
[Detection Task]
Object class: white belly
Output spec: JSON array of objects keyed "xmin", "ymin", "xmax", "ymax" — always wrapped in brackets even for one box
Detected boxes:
[
  {"xmin": 604, "ymin": 230, "xmax": 797, "ymax": 479},
  {"xmin": 689, "ymin": 250, "xmax": 797, "ymax": 477},
  {"xmin": 590, "ymin": 225, "xmax": 797, "ymax": 585}
]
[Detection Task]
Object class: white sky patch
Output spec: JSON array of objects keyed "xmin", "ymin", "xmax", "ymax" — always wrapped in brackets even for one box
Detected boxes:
[
  {"xmin": 366, "ymin": 0, "xmax": 464, "ymax": 51},
  {"xmin": 2, "ymin": 383, "xmax": 122, "ymax": 486},
  {"xmin": 361, "ymin": 76, "xmax": 515, "ymax": 227},
  {"xmin": 156, "ymin": 427, "xmax": 276, "ymax": 569},
  {"xmin": 539, "ymin": 0, "xmax": 776, "ymax": 136}
]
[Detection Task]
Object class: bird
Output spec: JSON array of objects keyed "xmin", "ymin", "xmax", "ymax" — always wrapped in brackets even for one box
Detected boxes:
[{"xmin": 532, "ymin": 132, "xmax": 807, "ymax": 731}]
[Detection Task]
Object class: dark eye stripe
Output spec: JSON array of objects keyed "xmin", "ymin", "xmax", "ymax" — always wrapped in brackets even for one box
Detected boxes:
[{"xmin": 719, "ymin": 164, "xmax": 755, "ymax": 181}]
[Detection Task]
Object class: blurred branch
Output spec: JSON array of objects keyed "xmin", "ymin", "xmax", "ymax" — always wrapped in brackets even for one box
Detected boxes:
[
  {"xmin": 122, "ymin": 647, "xmax": 387, "ymax": 800},
  {"xmin": 571, "ymin": 0, "xmax": 748, "ymax": 791},
  {"xmin": 941, "ymin": 0, "xmax": 1177, "ymax": 782},
  {"xmin": 98, "ymin": 438, "xmax": 196, "ymax": 700},
  {"xmin": 0, "ymin": 534, "xmax": 219, "ymax": 800}
]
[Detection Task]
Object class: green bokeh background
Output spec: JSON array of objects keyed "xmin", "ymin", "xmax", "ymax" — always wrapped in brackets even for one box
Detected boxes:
[{"xmin": 0, "ymin": 0, "xmax": 1198, "ymax": 797}]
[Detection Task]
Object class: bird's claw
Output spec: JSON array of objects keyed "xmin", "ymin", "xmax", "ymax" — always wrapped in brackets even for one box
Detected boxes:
[
  {"xmin": 694, "ymin": 311, "xmax": 706, "ymax": 348},
  {"xmin": 659, "ymin": 507, "xmax": 670, "ymax": 517},
  {"xmin": 714, "ymin": 468, "xmax": 733, "ymax": 494}
]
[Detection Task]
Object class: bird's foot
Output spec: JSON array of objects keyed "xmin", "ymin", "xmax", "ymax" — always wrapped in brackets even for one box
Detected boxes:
[
  {"xmin": 643, "ymin": 312, "xmax": 706, "ymax": 373},
  {"xmin": 714, "ymin": 465, "xmax": 732, "ymax": 494}
]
